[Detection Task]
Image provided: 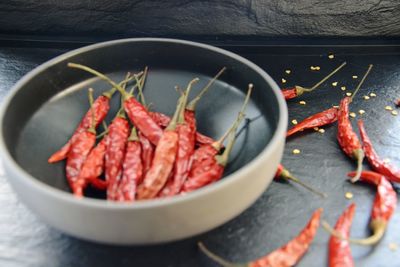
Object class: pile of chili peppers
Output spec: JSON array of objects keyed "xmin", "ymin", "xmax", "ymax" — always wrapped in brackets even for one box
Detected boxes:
[{"xmin": 49, "ymin": 63, "xmax": 253, "ymax": 201}]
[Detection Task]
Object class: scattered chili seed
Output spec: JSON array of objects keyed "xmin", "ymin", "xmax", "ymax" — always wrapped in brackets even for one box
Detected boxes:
[
  {"xmin": 299, "ymin": 100, "xmax": 306, "ymax": 105},
  {"xmin": 282, "ymin": 78, "xmax": 287, "ymax": 83},
  {"xmin": 318, "ymin": 128, "xmax": 325, "ymax": 133},
  {"xmin": 359, "ymin": 110, "xmax": 365, "ymax": 115},
  {"xmin": 349, "ymin": 112, "xmax": 356, "ymax": 118},
  {"xmin": 346, "ymin": 92, "xmax": 352, "ymax": 97},
  {"xmin": 332, "ymin": 82, "xmax": 338, "ymax": 87},
  {"xmin": 389, "ymin": 242, "xmax": 398, "ymax": 251},
  {"xmin": 363, "ymin": 95, "xmax": 370, "ymax": 100},
  {"xmin": 385, "ymin": 106, "xmax": 393, "ymax": 111},
  {"xmin": 292, "ymin": 119, "xmax": 298, "ymax": 125},
  {"xmin": 345, "ymin": 192, "xmax": 353, "ymax": 199},
  {"xmin": 392, "ymin": 110, "xmax": 398, "ymax": 116},
  {"xmin": 310, "ymin": 66, "xmax": 321, "ymax": 71},
  {"xmin": 314, "ymin": 127, "xmax": 319, "ymax": 131},
  {"xmin": 293, "ymin": 149, "xmax": 301, "ymax": 154},
  {"xmin": 328, "ymin": 53, "xmax": 335, "ymax": 59},
  {"xmin": 352, "ymin": 75, "xmax": 358, "ymax": 79},
  {"xmin": 370, "ymin": 92, "xmax": 377, "ymax": 97},
  {"xmin": 285, "ymin": 69, "xmax": 291, "ymax": 74},
  {"xmin": 333, "ymin": 105, "xmax": 339, "ymax": 108},
  {"xmin": 341, "ymin": 86, "xmax": 346, "ymax": 91}
]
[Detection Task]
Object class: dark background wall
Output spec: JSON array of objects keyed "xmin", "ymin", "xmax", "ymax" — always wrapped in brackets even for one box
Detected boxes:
[{"xmin": 0, "ymin": 0, "xmax": 400, "ymax": 40}]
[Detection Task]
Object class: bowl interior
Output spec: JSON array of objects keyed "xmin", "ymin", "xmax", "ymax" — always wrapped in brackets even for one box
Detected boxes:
[{"xmin": 2, "ymin": 40, "xmax": 281, "ymax": 198}]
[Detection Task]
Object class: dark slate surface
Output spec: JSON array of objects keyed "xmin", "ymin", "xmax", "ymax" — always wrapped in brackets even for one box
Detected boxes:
[
  {"xmin": 0, "ymin": 0, "xmax": 400, "ymax": 38},
  {"xmin": 0, "ymin": 41, "xmax": 400, "ymax": 267}
]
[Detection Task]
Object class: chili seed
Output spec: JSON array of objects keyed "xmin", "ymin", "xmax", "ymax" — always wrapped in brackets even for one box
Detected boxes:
[
  {"xmin": 352, "ymin": 75, "xmax": 358, "ymax": 79},
  {"xmin": 333, "ymin": 105, "xmax": 339, "ymax": 108},
  {"xmin": 291, "ymin": 119, "xmax": 298, "ymax": 125},
  {"xmin": 328, "ymin": 53, "xmax": 335, "ymax": 59},
  {"xmin": 341, "ymin": 86, "xmax": 346, "ymax": 91},
  {"xmin": 292, "ymin": 149, "xmax": 301, "ymax": 154},
  {"xmin": 281, "ymin": 78, "xmax": 287, "ymax": 84},
  {"xmin": 346, "ymin": 92, "xmax": 352, "ymax": 97},
  {"xmin": 385, "ymin": 106, "xmax": 393, "ymax": 111},
  {"xmin": 313, "ymin": 127, "xmax": 319, "ymax": 131},
  {"xmin": 363, "ymin": 95, "xmax": 370, "ymax": 100},
  {"xmin": 310, "ymin": 66, "xmax": 320, "ymax": 71},
  {"xmin": 299, "ymin": 101, "xmax": 306, "ymax": 105},
  {"xmin": 285, "ymin": 69, "xmax": 291, "ymax": 74},
  {"xmin": 392, "ymin": 110, "xmax": 398, "ymax": 116},
  {"xmin": 318, "ymin": 129, "xmax": 325, "ymax": 133},
  {"xmin": 370, "ymin": 93, "xmax": 377, "ymax": 97},
  {"xmin": 349, "ymin": 112, "xmax": 356, "ymax": 118},
  {"xmin": 389, "ymin": 242, "xmax": 398, "ymax": 251},
  {"xmin": 345, "ymin": 192, "xmax": 353, "ymax": 199},
  {"xmin": 383, "ymin": 158, "xmax": 391, "ymax": 164},
  {"xmin": 359, "ymin": 109, "xmax": 366, "ymax": 115},
  {"xmin": 332, "ymin": 82, "xmax": 338, "ymax": 87}
]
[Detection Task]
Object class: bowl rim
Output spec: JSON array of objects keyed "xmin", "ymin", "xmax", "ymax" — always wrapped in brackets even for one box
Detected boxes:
[{"xmin": 0, "ymin": 37, "xmax": 288, "ymax": 209}]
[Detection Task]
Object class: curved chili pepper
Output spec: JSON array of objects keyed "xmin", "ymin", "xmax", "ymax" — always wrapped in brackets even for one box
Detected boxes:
[
  {"xmin": 287, "ymin": 107, "xmax": 338, "ymax": 137},
  {"xmin": 358, "ymin": 119, "xmax": 400, "ymax": 183},
  {"xmin": 105, "ymin": 116, "xmax": 130, "ymax": 200},
  {"xmin": 139, "ymin": 131, "xmax": 154, "ymax": 175},
  {"xmin": 137, "ymin": 80, "xmax": 197, "ymax": 199},
  {"xmin": 74, "ymin": 136, "xmax": 109, "ymax": 195},
  {"xmin": 282, "ymin": 62, "xmax": 346, "ymax": 100},
  {"xmin": 275, "ymin": 164, "xmax": 327, "ymax": 197},
  {"xmin": 198, "ymin": 208, "xmax": 322, "ymax": 267},
  {"xmin": 329, "ymin": 203, "xmax": 356, "ymax": 267},
  {"xmin": 117, "ymin": 127, "xmax": 143, "ymax": 202},
  {"xmin": 182, "ymin": 85, "xmax": 252, "ymax": 193},
  {"xmin": 346, "ymin": 170, "xmax": 396, "ymax": 245}
]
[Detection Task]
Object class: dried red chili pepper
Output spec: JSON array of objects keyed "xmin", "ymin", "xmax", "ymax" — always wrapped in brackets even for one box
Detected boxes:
[
  {"xmin": 337, "ymin": 64, "xmax": 373, "ymax": 182},
  {"xmin": 67, "ymin": 63, "xmax": 163, "ymax": 146},
  {"xmin": 286, "ymin": 107, "xmax": 338, "ymax": 137},
  {"xmin": 346, "ymin": 171, "xmax": 396, "ymax": 245},
  {"xmin": 182, "ymin": 85, "xmax": 252, "ymax": 193},
  {"xmin": 282, "ymin": 62, "xmax": 346, "ymax": 100},
  {"xmin": 357, "ymin": 119, "xmax": 400, "ymax": 183},
  {"xmin": 328, "ymin": 203, "xmax": 355, "ymax": 267},
  {"xmin": 275, "ymin": 164, "xmax": 327, "ymax": 197},
  {"xmin": 139, "ymin": 131, "xmax": 154, "ymax": 175},
  {"xmin": 198, "ymin": 208, "xmax": 322, "ymax": 267},
  {"xmin": 48, "ymin": 74, "xmax": 136, "ymax": 163},
  {"xmin": 66, "ymin": 89, "xmax": 97, "ymax": 196},
  {"xmin": 137, "ymin": 80, "xmax": 197, "ymax": 199},
  {"xmin": 117, "ymin": 127, "xmax": 143, "ymax": 201}
]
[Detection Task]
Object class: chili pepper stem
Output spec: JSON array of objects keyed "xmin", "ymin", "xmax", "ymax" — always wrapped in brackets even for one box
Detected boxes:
[
  {"xmin": 102, "ymin": 71, "xmax": 143, "ymax": 98},
  {"xmin": 300, "ymin": 62, "xmax": 347, "ymax": 94},
  {"xmin": 350, "ymin": 64, "xmax": 373, "ymax": 102},
  {"xmin": 88, "ymin": 88, "xmax": 96, "ymax": 134},
  {"xmin": 173, "ymin": 78, "xmax": 199, "ymax": 127},
  {"xmin": 186, "ymin": 67, "xmax": 226, "ymax": 111},
  {"xmin": 350, "ymin": 149, "xmax": 365, "ymax": 183},
  {"xmin": 280, "ymin": 169, "xmax": 327, "ymax": 198},
  {"xmin": 128, "ymin": 127, "xmax": 139, "ymax": 141},
  {"xmin": 135, "ymin": 68, "xmax": 148, "ymax": 106},
  {"xmin": 198, "ymin": 242, "xmax": 245, "ymax": 267},
  {"xmin": 96, "ymin": 130, "xmax": 109, "ymax": 139}
]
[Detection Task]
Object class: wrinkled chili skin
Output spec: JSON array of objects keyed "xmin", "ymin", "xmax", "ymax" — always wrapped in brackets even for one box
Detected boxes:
[
  {"xmin": 274, "ymin": 164, "xmax": 285, "ymax": 179},
  {"xmin": 48, "ymin": 95, "xmax": 110, "ymax": 163},
  {"xmin": 150, "ymin": 111, "xmax": 170, "ymax": 128},
  {"xmin": 75, "ymin": 136, "xmax": 109, "ymax": 194},
  {"xmin": 105, "ymin": 117, "xmax": 130, "ymax": 200},
  {"xmin": 66, "ymin": 131, "xmax": 96, "ymax": 196},
  {"xmin": 287, "ymin": 107, "xmax": 338, "ymax": 137},
  {"xmin": 337, "ymin": 97, "xmax": 362, "ymax": 157},
  {"xmin": 282, "ymin": 87, "xmax": 298, "ymax": 100},
  {"xmin": 181, "ymin": 163, "xmax": 224, "ymax": 193},
  {"xmin": 329, "ymin": 204, "xmax": 355, "ymax": 267},
  {"xmin": 249, "ymin": 208, "xmax": 322, "ymax": 267},
  {"xmin": 358, "ymin": 120, "xmax": 400, "ymax": 183},
  {"xmin": 137, "ymin": 130, "xmax": 179, "ymax": 199},
  {"xmin": 124, "ymin": 97, "xmax": 163, "ymax": 146},
  {"xmin": 118, "ymin": 140, "xmax": 143, "ymax": 201},
  {"xmin": 139, "ymin": 132, "xmax": 154, "ymax": 176}
]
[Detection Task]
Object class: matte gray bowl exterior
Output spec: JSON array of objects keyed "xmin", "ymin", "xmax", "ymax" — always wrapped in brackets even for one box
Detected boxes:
[{"xmin": 0, "ymin": 38, "xmax": 287, "ymax": 244}]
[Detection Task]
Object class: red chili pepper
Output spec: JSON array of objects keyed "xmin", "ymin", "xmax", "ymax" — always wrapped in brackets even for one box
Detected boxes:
[
  {"xmin": 282, "ymin": 62, "xmax": 346, "ymax": 100},
  {"xmin": 105, "ymin": 115, "xmax": 130, "ymax": 200},
  {"xmin": 117, "ymin": 127, "xmax": 143, "ymax": 201},
  {"xmin": 346, "ymin": 170, "xmax": 396, "ymax": 245},
  {"xmin": 357, "ymin": 119, "xmax": 400, "ymax": 183},
  {"xmin": 286, "ymin": 107, "xmax": 338, "ymax": 137},
  {"xmin": 275, "ymin": 164, "xmax": 327, "ymax": 197},
  {"xmin": 329, "ymin": 203, "xmax": 356, "ymax": 267},
  {"xmin": 138, "ymin": 131, "xmax": 154, "ymax": 175},
  {"xmin": 74, "ymin": 136, "xmax": 109, "ymax": 195},
  {"xmin": 137, "ymin": 79, "xmax": 197, "ymax": 199},
  {"xmin": 182, "ymin": 85, "xmax": 252, "ymax": 193},
  {"xmin": 66, "ymin": 89, "xmax": 97, "ymax": 196},
  {"xmin": 198, "ymin": 208, "xmax": 322, "ymax": 267}
]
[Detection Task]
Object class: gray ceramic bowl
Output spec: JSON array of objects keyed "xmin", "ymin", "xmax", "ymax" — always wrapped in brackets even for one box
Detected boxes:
[{"xmin": 0, "ymin": 38, "xmax": 287, "ymax": 245}]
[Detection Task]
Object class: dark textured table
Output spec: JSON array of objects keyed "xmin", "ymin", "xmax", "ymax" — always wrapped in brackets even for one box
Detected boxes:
[{"xmin": 0, "ymin": 40, "xmax": 399, "ymax": 267}]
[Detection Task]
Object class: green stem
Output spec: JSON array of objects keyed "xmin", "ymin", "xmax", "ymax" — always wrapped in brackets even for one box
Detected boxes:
[
  {"xmin": 280, "ymin": 169, "xmax": 327, "ymax": 198},
  {"xmin": 102, "ymin": 121, "xmax": 108, "ymax": 131},
  {"xmin": 198, "ymin": 242, "xmax": 244, "ymax": 267},
  {"xmin": 102, "ymin": 71, "xmax": 142, "ymax": 98},
  {"xmin": 186, "ymin": 67, "xmax": 226, "ymax": 111},
  {"xmin": 215, "ymin": 84, "xmax": 253, "ymax": 166},
  {"xmin": 88, "ymin": 88, "xmax": 96, "ymax": 134},
  {"xmin": 137, "ymin": 66, "xmax": 148, "ymax": 106},
  {"xmin": 96, "ymin": 129, "xmax": 108, "ymax": 139},
  {"xmin": 128, "ymin": 127, "xmax": 139, "ymax": 141},
  {"xmin": 177, "ymin": 78, "xmax": 199, "ymax": 124},
  {"xmin": 350, "ymin": 149, "xmax": 365, "ymax": 183},
  {"xmin": 166, "ymin": 94, "xmax": 185, "ymax": 131},
  {"xmin": 302, "ymin": 62, "xmax": 347, "ymax": 92},
  {"xmin": 350, "ymin": 64, "xmax": 373, "ymax": 102}
]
